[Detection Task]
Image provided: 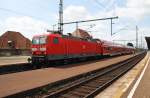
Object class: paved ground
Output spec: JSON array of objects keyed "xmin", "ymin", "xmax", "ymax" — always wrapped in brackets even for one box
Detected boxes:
[
  {"xmin": 0, "ymin": 56, "xmax": 29, "ymax": 66},
  {"xmin": 0, "ymin": 54, "xmax": 134, "ymax": 97},
  {"xmin": 131, "ymin": 53, "xmax": 150, "ymax": 98}
]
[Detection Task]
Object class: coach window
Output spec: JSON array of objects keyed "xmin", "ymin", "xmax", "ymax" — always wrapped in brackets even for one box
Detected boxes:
[
  {"xmin": 53, "ymin": 37, "xmax": 59, "ymax": 44},
  {"xmin": 108, "ymin": 47, "xmax": 112, "ymax": 51},
  {"xmin": 106, "ymin": 47, "xmax": 111, "ymax": 51}
]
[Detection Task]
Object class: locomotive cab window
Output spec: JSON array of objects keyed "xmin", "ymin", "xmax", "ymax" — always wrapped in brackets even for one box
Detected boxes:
[
  {"xmin": 32, "ymin": 36, "xmax": 47, "ymax": 44},
  {"xmin": 32, "ymin": 37, "xmax": 39, "ymax": 44},
  {"xmin": 40, "ymin": 36, "xmax": 47, "ymax": 44},
  {"xmin": 53, "ymin": 37, "xmax": 59, "ymax": 44}
]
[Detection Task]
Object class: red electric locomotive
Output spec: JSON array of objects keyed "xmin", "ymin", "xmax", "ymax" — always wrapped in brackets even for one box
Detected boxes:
[
  {"xmin": 31, "ymin": 32, "xmax": 135, "ymax": 65},
  {"xmin": 31, "ymin": 33, "xmax": 102, "ymax": 64}
]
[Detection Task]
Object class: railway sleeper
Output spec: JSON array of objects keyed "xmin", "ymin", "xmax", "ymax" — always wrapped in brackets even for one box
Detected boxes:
[
  {"xmin": 60, "ymin": 92, "xmax": 83, "ymax": 98},
  {"xmin": 60, "ymin": 93, "xmax": 78, "ymax": 98},
  {"xmin": 86, "ymin": 81, "xmax": 108, "ymax": 88},
  {"xmin": 94, "ymin": 79, "xmax": 108, "ymax": 83},
  {"xmin": 109, "ymin": 74, "xmax": 120, "ymax": 77},
  {"xmin": 81, "ymin": 86, "xmax": 96, "ymax": 90},
  {"xmin": 86, "ymin": 81, "xmax": 102, "ymax": 86},
  {"xmin": 68, "ymin": 91, "xmax": 87, "ymax": 97},
  {"xmin": 100, "ymin": 76, "xmax": 116, "ymax": 81},
  {"xmin": 73, "ymin": 88, "xmax": 92, "ymax": 94},
  {"xmin": 83, "ymin": 84, "xmax": 99, "ymax": 88}
]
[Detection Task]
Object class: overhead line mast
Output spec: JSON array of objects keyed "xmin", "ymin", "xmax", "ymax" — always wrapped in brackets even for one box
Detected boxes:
[
  {"xmin": 63, "ymin": 17, "xmax": 118, "ymax": 24},
  {"xmin": 136, "ymin": 25, "xmax": 138, "ymax": 48},
  {"xmin": 58, "ymin": 0, "xmax": 63, "ymax": 34},
  {"xmin": 63, "ymin": 16, "xmax": 118, "ymax": 36}
]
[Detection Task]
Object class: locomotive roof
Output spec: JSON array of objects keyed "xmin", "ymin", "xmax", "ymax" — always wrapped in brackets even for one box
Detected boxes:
[
  {"xmin": 33, "ymin": 33, "xmax": 96, "ymax": 42},
  {"xmin": 32, "ymin": 33, "xmax": 135, "ymax": 49},
  {"xmin": 33, "ymin": 33, "xmax": 61, "ymax": 38},
  {"xmin": 100, "ymin": 39, "xmax": 129, "ymax": 47}
]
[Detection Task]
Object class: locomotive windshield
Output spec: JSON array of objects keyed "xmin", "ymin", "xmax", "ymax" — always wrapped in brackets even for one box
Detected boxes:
[
  {"xmin": 32, "ymin": 36, "xmax": 47, "ymax": 44},
  {"xmin": 32, "ymin": 37, "xmax": 39, "ymax": 44}
]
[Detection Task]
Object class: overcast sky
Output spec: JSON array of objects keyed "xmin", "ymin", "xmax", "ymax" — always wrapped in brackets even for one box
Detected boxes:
[{"xmin": 0, "ymin": 0, "xmax": 149, "ymax": 48}]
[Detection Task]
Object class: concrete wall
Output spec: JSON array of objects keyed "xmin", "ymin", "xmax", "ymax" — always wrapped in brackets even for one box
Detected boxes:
[{"xmin": 0, "ymin": 49, "xmax": 31, "ymax": 56}]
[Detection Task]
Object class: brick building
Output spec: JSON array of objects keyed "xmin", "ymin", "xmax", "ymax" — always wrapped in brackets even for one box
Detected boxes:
[{"xmin": 0, "ymin": 31, "xmax": 31, "ymax": 49}]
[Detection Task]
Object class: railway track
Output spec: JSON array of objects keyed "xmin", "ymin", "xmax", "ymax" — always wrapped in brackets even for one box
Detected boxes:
[
  {"xmin": 6, "ymin": 52, "xmax": 146, "ymax": 98},
  {"xmin": 0, "ymin": 55, "xmax": 119, "ymax": 75}
]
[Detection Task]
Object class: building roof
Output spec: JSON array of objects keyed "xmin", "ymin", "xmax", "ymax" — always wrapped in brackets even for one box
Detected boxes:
[
  {"xmin": 72, "ymin": 29, "xmax": 92, "ymax": 39},
  {"xmin": 145, "ymin": 37, "xmax": 150, "ymax": 50}
]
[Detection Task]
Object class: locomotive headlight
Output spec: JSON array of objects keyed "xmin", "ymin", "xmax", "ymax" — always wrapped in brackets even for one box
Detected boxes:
[
  {"xmin": 40, "ymin": 47, "xmax": 46, "ymax": 51},
  {"xmin": 32, "ymin": 48, "xmax": 38, "ymax": 51}
]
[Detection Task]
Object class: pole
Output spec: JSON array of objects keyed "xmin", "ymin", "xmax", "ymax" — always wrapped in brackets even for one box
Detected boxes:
[
  {"xmin": 53, "ymin": 24, "xmax": 56, "ymax": 31},
  {"xmin": 76, "ymin": 22, "xmax": 78, "ymax": 30},
  {"xmin": 136, "ymin": 26, "xmax": 138, "ymax": 48},
  {"xmin": 141, "ymin": 35, "xmax": 142, "ymax": 48},
  {"xmin": 111, "ymin": 19, "xmax": 113, "ymax": 36},
  {"xmin": 58, "ymin": 0, "xmax": 63, "ymax": 34}
]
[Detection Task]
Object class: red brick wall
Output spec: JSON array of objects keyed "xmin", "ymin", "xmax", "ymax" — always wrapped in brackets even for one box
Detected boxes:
[{"xmin": 0, "ymin": 31, "xmax": 31, "ymax": 49}]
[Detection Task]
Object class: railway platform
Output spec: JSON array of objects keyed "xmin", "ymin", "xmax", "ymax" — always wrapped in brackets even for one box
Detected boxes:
[
  {"xmin": 0, "ymin": 54, "xmax": 134, "ymax": 97},
  {"xmin": 95, "ymin": 51, "xmax": 150, "ymax": 98},
  {"xmin": 0, "ymin": 56, "xmax": 29, "ymax": 66},
  {"xmin": 127, "ymin": 51, "xmax": 150, "ymax": 98}
]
